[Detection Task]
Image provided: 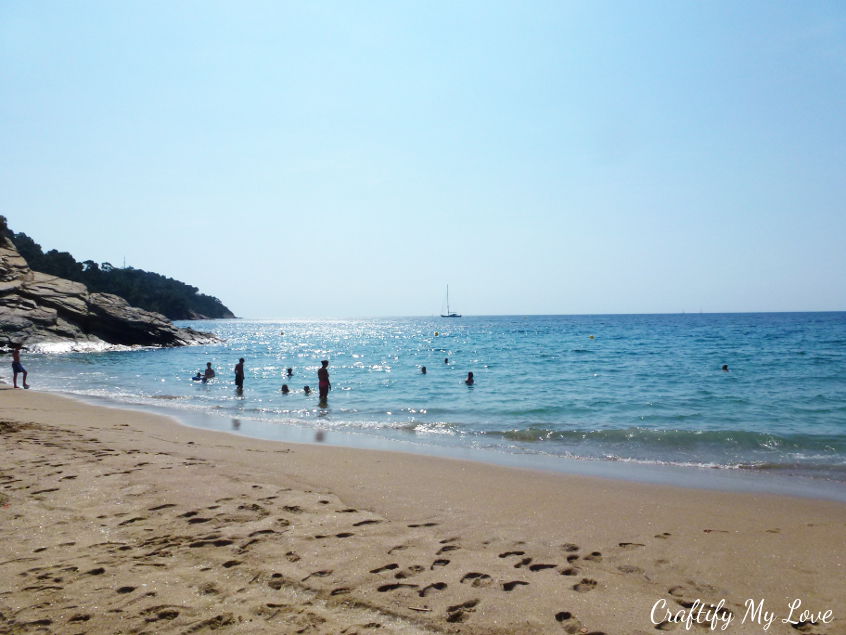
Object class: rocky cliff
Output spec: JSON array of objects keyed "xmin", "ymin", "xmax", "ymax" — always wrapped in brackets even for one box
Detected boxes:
[{"xmin": 0, "ymin": 233, "xmax": 219, "ymax": 349}]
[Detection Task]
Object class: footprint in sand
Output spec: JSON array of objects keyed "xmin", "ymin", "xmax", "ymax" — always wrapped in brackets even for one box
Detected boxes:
[
  {"xmin": 419, "ymin": 582, "xmax": 448, "ymax": 597},
  {"xmin": 582, "ymin": 551, "xmax": 603, "ymax": 562},
  {"xmin": 68, "ymin": 614, "xmax": 91, "ymax": 623},
  {"xmin": 460, "ymin": 572, "xmax": 493, "ymax": 587},
  {"xmin": 436, "ymin": 545, "xmax": 459, "ymax": 555},
  {"xmin": 377, "ymin": 583, "xmax": 418, "ymax": 592},
  {"xmin": 118, "ymin": 516, "xmax": 146, "ymax": 526},
  {"xmin": 529, "ymin": 563, "xmax": 557, "ymax": 572},
  {"xmin": 370, "ymin": 563, "xmax": 399, "ymax": 574},
  {"xmin": 555, "ymin": 611, "xmax": 583, "ymax": 633},
  {"xmin": 353, "ymin": 519, "xmax": 381, "ymax": 527},
  {"xmin": 446, "ymin": 599, "xmax": 479, "ymax": 623},
  {"xmin": 188, "ymin": 539, "xmax": 232, "ymax": 548},
  {"xmin": 498, "ymin": 550, "xmax": 526, "ymax": 558},
  {"xmin": 618, "ymin": 542, "xmax": 645, "ymax": 549},
  {"xmin": 561, "ymin": 543, "xmax": 579, "ymax": 552},
  {"xmin": 572, "ymin": 578, "xmax": 597, "ymax": 593},
  {"xmin": 431, "ymin": 559, "xmax": 450, "ymax": 569},
  {"xmin": 502, "ymin": 580, "xmax": 529, "ymax": 592}
]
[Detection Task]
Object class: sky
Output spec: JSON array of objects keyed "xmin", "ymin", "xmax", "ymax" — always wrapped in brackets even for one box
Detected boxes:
[{"xmin": 2, "ymin": 1, "xmax": 845, "ymax": 318}]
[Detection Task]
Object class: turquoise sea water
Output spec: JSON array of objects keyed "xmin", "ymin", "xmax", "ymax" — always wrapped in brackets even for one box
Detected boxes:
[{"xmin": 21, "ymin": 313, "xmax": 846, "ymax": 487}]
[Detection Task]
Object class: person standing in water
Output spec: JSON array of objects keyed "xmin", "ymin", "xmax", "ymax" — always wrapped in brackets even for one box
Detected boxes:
[
  {"xmin": 318, "ymin": 360, "xmax": 331, "ymax": 401},
  {"xmin": 234, "ymin": 358, "xmax": 245, "ymax": 391},
  {"xmin": 465, "ymin": 371, "xmax": 474, "ymax": 385},
  {"xmin": 11, "ymin": 344, "xmax": 29, "ymax": 389},
  {"xmin": 203, "ymin": 362, "xmax": 215, "ymax": 383}
]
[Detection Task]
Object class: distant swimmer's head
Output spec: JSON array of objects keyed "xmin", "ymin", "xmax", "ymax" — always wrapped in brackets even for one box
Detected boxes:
[
  {"xmin": 286, "ymin": 368, "xmax": 293, "ymax": 376},
  {"xmin": 465, "ymin": 372, "xmax": 474, "ymax": 385},
  {"xmin": 239, "ymin": 358, "xmax": 245, "ymax": 363},
  {"xmin": 722, "ymin": 364, "xmax": 729, "ymax": 372},
  {"xmin": 281, "ymin": 384, "xmax": 289, "ymax": 393},
  {"xmin": 304, "ymin": 385, "xmax": 311, "ymax": 394},
  {"xmin": 421, "ymin": 366, "xmax": 427, "ymax": 374},
  {"xmin": 206, "ymin": 362, "xmax": 213, "ymax": 368},
  {"xmin": 444, "ymin": 358, "xmax": 449, "ymax": 364},
  {"xmin": 321, "ymin": 360, "xmax": 329, "ymax": 368}
]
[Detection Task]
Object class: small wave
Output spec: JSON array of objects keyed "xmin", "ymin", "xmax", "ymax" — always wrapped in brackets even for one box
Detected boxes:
[{"xmin": 486, "ymin": 426, "xmax": 846, "ymax": 454}]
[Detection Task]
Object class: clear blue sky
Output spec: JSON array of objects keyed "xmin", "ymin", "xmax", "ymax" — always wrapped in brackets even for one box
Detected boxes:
[{"xmin": 2, "ymin": 1, "xmax": 844, "ymax": 317}]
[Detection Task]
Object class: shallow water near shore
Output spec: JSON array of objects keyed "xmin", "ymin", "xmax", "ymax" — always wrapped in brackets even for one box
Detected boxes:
[{"xmin": 23, "ymin": 312, "xmax": 846, "ymax": 493}]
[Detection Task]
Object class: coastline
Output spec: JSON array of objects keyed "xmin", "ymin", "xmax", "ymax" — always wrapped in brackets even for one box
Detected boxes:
[
  {"xmin": 1, "ymin": 388, "xmax": 844, "ymax": 633},
  {"xmin": 41, "ymin": 388, "xmax": 846, "ymax": 504}
]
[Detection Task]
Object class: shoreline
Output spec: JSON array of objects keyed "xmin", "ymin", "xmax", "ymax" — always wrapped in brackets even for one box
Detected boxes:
[
  {"xmin": 36, "ymin": 387, "xmax": 846, "ymax": 504},
  {"xmin": 2, "ymin": 387, "xmax": 845, "ymax": 633}
]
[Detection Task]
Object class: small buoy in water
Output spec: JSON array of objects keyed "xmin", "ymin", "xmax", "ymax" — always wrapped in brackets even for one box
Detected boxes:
[
  {"xmin": 588, "ymin": 335, "xmax": 595, "ymax": 340},
  {"xmin": 434, "ymin": 331, "xmax": 439, "ymax": 336}
]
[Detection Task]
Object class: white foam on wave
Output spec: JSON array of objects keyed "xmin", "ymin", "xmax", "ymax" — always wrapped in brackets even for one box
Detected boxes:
[{"xmin": 30, "ymin": 341, "xmax": 146, "ymax": 354}]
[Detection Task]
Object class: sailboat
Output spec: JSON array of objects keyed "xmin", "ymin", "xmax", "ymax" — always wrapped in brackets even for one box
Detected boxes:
[{"xmin": 441, "ymin": 284, "xmax": 461, "ymax": 318}]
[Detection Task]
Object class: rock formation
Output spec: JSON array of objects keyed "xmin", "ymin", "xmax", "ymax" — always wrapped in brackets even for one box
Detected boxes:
[{"xmin": 0, "ymin": 231, "xmax": 219, "ymax": 349}]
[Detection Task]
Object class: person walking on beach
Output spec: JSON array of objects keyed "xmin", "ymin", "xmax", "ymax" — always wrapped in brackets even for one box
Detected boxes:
[
  {"xmin": 234, "ymin": 358, "xmax": 245, "ymax": 391},
  {"xmin": 317, "ymin": 360, "xmax": 331, "ymax": 401},
  {"xmin": 11, "ymin": 344, "xmax": 29, "ymax": 389}
]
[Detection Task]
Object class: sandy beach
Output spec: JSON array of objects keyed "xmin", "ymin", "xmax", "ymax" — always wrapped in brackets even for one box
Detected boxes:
[{"xmin": 1, "ymin": 388, "xmax": 844, "ymax": 634}]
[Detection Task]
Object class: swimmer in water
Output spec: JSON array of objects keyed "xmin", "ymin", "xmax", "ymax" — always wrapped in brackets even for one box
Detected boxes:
[
  {"xmin": 317, "ymin": 360, "xmax": 331, "ymax": 401},
  {"xmin": 465, "ymin": 371, "xmax": 474, "ymax": 385}
]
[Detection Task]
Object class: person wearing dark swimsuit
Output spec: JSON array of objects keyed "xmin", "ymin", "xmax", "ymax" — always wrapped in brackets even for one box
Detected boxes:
[{"xmin": 317, "ymin": 360, "xmax": 331, "ymax": 400}]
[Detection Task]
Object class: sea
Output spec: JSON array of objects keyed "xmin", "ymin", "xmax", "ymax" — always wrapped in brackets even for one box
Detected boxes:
[{"xmin": 20, "ymin": 313, "xmax": 846, "ymax": 500}]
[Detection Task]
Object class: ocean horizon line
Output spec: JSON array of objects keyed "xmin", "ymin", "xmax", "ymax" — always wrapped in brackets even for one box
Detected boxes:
[{"xmin": 201, "ymin": 309, "xmax": 846, "ymax": 322}]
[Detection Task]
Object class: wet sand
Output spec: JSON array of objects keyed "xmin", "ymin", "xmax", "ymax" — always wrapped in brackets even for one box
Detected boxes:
[{"xmin": 1, "ymin": 388, "xmax": 844, "ymax": 634}]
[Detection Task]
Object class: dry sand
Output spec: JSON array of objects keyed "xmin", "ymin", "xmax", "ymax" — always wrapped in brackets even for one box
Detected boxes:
[{"xmin": 1, "ymin": 388, "xmax": 844, "ymax": 634}]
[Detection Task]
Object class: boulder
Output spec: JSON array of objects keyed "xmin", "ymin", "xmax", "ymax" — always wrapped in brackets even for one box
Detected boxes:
[{"xmin": 0, "ymin": 233, "xmax": 219, "ymax": 349}]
